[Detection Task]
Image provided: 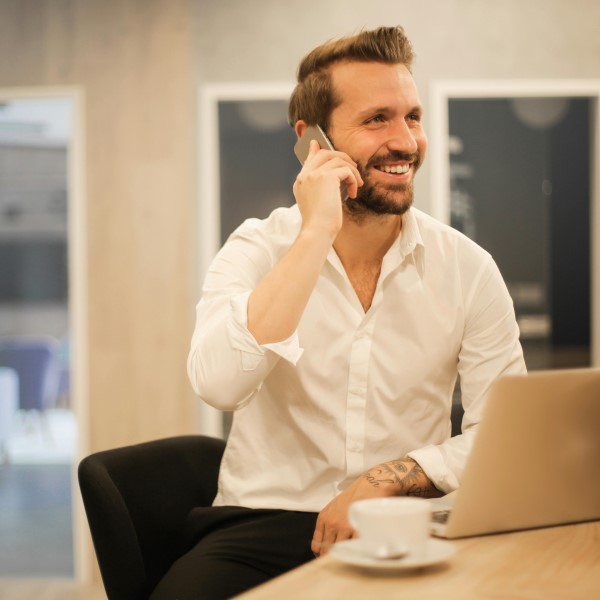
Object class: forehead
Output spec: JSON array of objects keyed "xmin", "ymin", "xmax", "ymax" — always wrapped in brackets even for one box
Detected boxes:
[{"xmin": 330, "ymin": 61, "xmax": 421, "ymax": 119}]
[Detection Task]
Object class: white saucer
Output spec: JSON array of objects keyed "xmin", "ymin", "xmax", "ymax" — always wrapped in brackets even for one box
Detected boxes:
[{"xmin": 329, "ymin": 538, "xmax": 455, "ymax": 571}]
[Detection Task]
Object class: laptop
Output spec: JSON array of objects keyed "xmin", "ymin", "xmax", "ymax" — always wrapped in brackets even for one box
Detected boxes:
[{"xmin": 430, "ymin": 368, "xmax": 600, "ymax": 539}]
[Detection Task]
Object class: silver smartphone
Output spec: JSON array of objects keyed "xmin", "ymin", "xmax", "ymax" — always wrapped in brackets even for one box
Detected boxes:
[{"xmin": 293, "ymin": 125, "xmax": 348, "ymax": 201}]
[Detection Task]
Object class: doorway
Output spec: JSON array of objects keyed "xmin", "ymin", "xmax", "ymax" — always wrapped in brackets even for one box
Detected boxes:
[
  {"xmin": 0, "ymin": 89, "xmax": 86, "ymax": 579},
  {"xmin": 430, "ymin": 80, "xmax": 600, "ymax": 370}
]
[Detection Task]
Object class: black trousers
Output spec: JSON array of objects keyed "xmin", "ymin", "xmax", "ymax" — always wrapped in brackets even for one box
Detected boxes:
[{"xmin": 149, "ymin": 506, "xmax": 319, "ymax": 600}]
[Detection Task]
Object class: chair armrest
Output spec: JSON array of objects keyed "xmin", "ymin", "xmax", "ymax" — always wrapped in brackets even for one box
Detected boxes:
[{"xmin": 78, "ymin": 435, "xmax": 225, "ymax": 600}]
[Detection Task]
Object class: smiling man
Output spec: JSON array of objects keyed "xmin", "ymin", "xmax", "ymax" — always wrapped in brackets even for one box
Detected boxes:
[{"xmin": 164, "ymin": 26, "xmax": 527, "ymax": 600}]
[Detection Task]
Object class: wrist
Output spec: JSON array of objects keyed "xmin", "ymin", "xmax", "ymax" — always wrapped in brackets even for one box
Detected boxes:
[
  {"xmin": 361, "ymin": 463, "xmax": 406, "ymax": 496},
  {"xmin": 363, "ymin": 458, "xmax": 441, "ymax": 498},
  {"xmin": 296, "ymin": 223, "xmax": 338, "ymax": 250}
]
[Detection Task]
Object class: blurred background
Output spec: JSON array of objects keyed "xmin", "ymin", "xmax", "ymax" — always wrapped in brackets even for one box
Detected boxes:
[{"xmin": 0, "ymin": 0, "xmax": 598, "ymax": 593}]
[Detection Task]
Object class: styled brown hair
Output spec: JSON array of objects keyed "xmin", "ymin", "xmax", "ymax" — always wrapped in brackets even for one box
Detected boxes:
[{"xmin": 287, "ymin": 26, "xmax": 415, "ymax": 132}]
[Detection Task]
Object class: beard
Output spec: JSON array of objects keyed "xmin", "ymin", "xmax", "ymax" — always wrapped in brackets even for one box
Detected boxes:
[{"xmin": 344, "ymin": 150, "xmax": 421, "ymax": 221}]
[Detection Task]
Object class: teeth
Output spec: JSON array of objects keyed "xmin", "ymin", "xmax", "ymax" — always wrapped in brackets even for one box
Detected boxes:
[{"xmin": 379, "ymin": 164, "xmax": 410, "ymax": 174}]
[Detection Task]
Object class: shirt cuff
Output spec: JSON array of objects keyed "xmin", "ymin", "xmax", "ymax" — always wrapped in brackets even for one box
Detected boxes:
[
  {"xmin": 229, "ymin": 292, "xmax": 304, "ymax": 369},
  {"xmin": 407, "ymin": 445, "xmax": 459, "ymax": 495}
]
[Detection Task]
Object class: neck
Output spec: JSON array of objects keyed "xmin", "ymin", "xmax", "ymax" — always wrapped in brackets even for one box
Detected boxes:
[{"xmin": 334, "ymin": 212, "xmax": 403, "ymax": 267}]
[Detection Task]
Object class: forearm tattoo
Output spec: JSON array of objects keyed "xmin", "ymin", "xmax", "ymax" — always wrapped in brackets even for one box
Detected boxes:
[{"xmin": 362, "ymin": 457, "xmax": 442, "ymax": 498}]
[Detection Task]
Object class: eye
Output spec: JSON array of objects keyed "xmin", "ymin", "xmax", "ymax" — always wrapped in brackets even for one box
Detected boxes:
[
  {"xmin": 365, "ymin": 113, "xmax": 386, "ymax": 125},
  {"xmin": 407, "ymin": 111, "xmax": 422, "ymax": 123}
]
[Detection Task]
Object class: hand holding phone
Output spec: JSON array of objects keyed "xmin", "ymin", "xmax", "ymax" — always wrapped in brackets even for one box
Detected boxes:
[{"xmin": 293, "ymin": 125, "xmax": 349, "ymax": 202}]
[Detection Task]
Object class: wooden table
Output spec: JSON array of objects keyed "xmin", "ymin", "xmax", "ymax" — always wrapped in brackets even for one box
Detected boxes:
[{"xmin": 236, "ymin": 521, "xmax": 600, "ymax": 599}]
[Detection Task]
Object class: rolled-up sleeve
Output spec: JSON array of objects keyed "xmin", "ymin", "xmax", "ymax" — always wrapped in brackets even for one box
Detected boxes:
[{"xmin": 187, "ymin": 226, "xmax": 303, "ymax": 411}]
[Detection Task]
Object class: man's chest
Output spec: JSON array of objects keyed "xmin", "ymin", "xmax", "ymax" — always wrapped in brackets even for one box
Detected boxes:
[{"xmin": 344, "ymin": 262, "xmax": 382, "ymax": 313}]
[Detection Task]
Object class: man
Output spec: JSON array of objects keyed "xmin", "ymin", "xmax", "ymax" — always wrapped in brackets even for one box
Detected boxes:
[{"xmin": 158, "ymin": 26, "xmax": 526, "ymax": 599}]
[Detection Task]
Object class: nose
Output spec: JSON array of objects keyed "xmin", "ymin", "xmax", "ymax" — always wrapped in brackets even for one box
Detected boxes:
[{"xmin": 385, "ymin": 119, "xmax": 418, "ymax": 155}]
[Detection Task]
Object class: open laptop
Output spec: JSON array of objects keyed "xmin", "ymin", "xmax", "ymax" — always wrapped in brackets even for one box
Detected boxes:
[{"xmin": 430, "ymin": 368, "xmax": 600, "ymax": 539}]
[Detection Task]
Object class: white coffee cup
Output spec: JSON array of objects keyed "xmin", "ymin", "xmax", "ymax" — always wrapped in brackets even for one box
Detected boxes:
[{"xmin": 348, "ymin": 497, "xmax": 432, "ymax": 559}]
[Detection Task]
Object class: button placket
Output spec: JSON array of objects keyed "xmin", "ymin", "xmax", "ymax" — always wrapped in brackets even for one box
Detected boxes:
[{"xmin": 344, "ymin": 319, "xmax": 375, "ymax": 477}]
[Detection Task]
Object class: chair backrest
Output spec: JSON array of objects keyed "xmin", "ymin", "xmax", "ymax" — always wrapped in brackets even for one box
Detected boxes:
[
  {"xmin": 0, "ymin": 336, "xmax": 60, "ymax": 411},
  {"xmin": 451, "ymin": 402, "xmax": 464, "ymax": 437},
  {"xmin": 78, "ymin": 435, "xmax": 225, "ymax": 600}
]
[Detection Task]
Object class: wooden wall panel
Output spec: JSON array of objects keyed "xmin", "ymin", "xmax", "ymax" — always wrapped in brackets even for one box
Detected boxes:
[
  {"xmin": 0, "ymin": 0, "xmax": 198, "ymax": 582},
  {"xmin": 0, "ymin": 0, "xmax": 197, "ymax": 454}
]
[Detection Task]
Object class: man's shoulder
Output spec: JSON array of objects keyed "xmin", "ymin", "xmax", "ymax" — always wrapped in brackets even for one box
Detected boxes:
[
  {"xmin": 411, "ymin": 207, "xmax": 490, "ymax": 259},
  {"xmin": 230, "ymin": 204, "xmax": 301, "ymax": 244},
  {"xmin": 411, "ymin": 206, "xmax": 466, "ymax": 239}
]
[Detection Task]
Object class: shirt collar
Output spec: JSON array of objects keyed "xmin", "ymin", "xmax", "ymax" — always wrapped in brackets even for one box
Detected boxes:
[
  {"xmin": 379, "ymin": 208, "xmax": 425, "ymax": 279},
  {"xmin": 398, "ymin": 208, "xmax": 424, "ymax": 260},
  {"xmin": 326, "ymin": 207, "xmax": 426, "ymax": 277}
]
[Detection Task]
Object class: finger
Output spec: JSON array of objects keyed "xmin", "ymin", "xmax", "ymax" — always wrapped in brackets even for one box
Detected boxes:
[
  {"xmin": 319, "ymin": 522, "xmax": 340, "ymax": 556},
  {"xmin": 296, "ymin": 154, "xmax": 362, "ymax": 203},
  {"xmin": 307, "ymin": 138, "xmax": 321, "ymax": 158},
  {"xmin": 316, "ymin": 155, "xmax": 362, "ymax": 187},
  {"xmin": 311, "ymin": 517, "xmax": 325, "ymax": 557},
  {"xmin": 305, "ymin": 148, "xmax": 357, "ymax": 170},
  {"xmin": 342, "ymin": 167, "xmax": 362, "ymax": 199},
  {"xmin": 329, "ymin": 165, "xmax": 362, "ymax": 199},
  {"xmin": 334, "ymin": 526, "xmax": 355, "ymax": 543},
  {"xmin": 302, "ymin": 139, "xmax": 330, "ymax": 166},
  {"xmin": 319, "ymin": 522, "xmax": 356, "ymax": 555}
]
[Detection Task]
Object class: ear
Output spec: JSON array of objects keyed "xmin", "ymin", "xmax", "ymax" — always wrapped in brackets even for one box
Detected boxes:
[{"xmin": 294, "ymin": 120, "xmax": 308, "ymax": 140}]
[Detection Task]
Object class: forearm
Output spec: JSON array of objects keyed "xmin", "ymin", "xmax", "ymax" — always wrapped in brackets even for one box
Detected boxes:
[
  {"xmin": 249, "ymin": 137, "xmax": 363, "ymax": 344},
  {"xmin": 311, "ymin": 456, "xmax": 442, "ymax": 555},
  {"xmin": 248, "ymin": 227, "xmax": 334, "ymax": 344},
  {"xmin": 362, "ymin": 457, "xmax": 444, "ymax": 498}
]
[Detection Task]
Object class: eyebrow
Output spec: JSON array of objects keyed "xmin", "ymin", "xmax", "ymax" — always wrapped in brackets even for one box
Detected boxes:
[{"xmin": 357, "ymin": 104, "xmax": 424, "ymax": 120}]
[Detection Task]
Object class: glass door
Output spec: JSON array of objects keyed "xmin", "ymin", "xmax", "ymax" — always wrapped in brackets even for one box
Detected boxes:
[
  {"xmin": 0, "ymin": 96, "xmax": 76, "ymax": 577},
  {"xmin": 447, "ymin": 96, "xmax": 592, "ymax": 370}
]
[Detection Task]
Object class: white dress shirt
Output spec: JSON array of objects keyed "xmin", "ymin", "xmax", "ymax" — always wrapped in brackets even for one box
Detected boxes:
[{"xmin": 188, "ymin": 205, "xmax": 526, "ymax": 511}]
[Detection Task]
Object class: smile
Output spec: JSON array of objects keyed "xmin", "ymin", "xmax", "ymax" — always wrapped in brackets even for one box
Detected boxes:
[{"xmin": 375, "ymin": 164, "xmax": 410, "ymax": 175}]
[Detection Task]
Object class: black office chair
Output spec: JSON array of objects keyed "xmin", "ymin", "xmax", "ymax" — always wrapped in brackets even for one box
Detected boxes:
[
  {"xmin": 450, "ymin": 402, "xmax": 464, "ymax": 438},
  {"xmin": 78, "ymin": 435, "xmax": 226, "ymax": 600}
]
